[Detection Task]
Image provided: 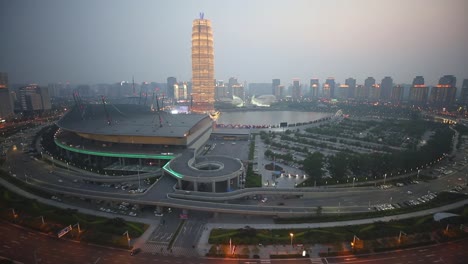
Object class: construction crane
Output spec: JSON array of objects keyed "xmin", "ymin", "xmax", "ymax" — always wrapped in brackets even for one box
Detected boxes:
[
  {"xmin": 72, "ymin": 90, "xmax": 84, "ymax": 120},
  {"xmin": 155, "ymin": 95, "xmax": 163, "ymax": 128},
  {"xmin": 101, "ymin": 95, "xmax": 112, "ymax": 126}
]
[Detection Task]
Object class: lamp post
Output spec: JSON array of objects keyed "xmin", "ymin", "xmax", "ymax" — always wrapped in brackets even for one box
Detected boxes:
[
  {"xmin": 351, "ymin": 235, "xmax": 360, "ymax": 248},
  {"xmin": 137, "ymin": 166, "xmax": 141, "ymax": 190},
  {"xmin": 73, "ymin": 222, "xmax": 81, "ymax": 233},
  {"xmin": 383, "ymin": 174, "xmax": 387, "ymax": 185},
  {"xmin": 123, "ymin": 231, "xmax": 131, "ymax": 248},
  {"xmin": 398, "ymin": 231, "xmax": 407, "ymax": 243},
  {"xmin": 352, "ymin": 177, "xmax": 355, "ymax": 188},
  {"xmin": 10, "ymin": 208, "xmax": 18, "ymax": 218},
  {"xmin": 290, "ymin": 233, "xmax": 294, "ymax": 247},
  {"xmin": 417, "ymin": 169, "xmax": 421, "ymax": 180}
]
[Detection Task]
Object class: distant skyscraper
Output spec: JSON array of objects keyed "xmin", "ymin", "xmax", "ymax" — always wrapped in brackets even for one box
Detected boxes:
[
  {"xmin": 363, "ymin": 77, "xmax": 375, "ymax": 99},
  {"xmin": 232, "ymin": 83, "xmax": 245, "ymax": 101},
  {"xmin": 369, "ymin": 84, "xmax": 380, "ymax": 101},
  {"xmin": 310, "ymin": 79, "xmax": 320, "ymax": 98},
  {"xmin": 380, "ymin": 77, "xmax": 393, "ymax": 101},
  {"xmin": 345, "ymin": 78, "xmax": 356, "ymax": 99},
  {"xmin": 337, "ymin": 84, "xmax": 349, "ymax": 99},
  {"xmin": 0, "ymin": 72, "xmax": 14, "ymax": 118},
  {"xmin": 167, "ymin": 77, "xmax": 177, "ymax": 99},
  {"xmin": 191, "ymin": 14, "xmax": 215, "ymax": 113},
  {"xmin": 47, "ymin": 83, "xmax": 63, "ymax": 98},
  {"xmin": 355, "ymin": 85, "xmax": 366, "ymax": 100},
  {"xmin": 174, "ymin": 82, "xmax": 188, "ymax": 100},
  {"xmin": 429, "ymin": 75, "xmax": 457, "ymax": 107},
  {"xmin": 292, "ymin": 79, "xmax": 301, "ymax": 99},
  {"xmin": 409, "ymin": 76, "xmax": 428, "ymax": 105},
  {"xmin": 228, "ymin": 77, "xmax": 238, "ymax": 99},
  {"xmin": 215, "ymin": 80, "xmax": 226, "ymax": 99},
  {"xmin": 391, "ymin": 85, "xmax": 404, "ymax": 103},
  {"xmin": 272, "ymin": 79, "xmax": 280, "ymax": 96},
  {"xmin": 460, "ymin": 79, "xmax": 468, "ymax": 106},
  {"xmin": 325, "ymin": 78, "xmax": 335, "ymax": 98},
  {"xmin": 19, "ymin": 84, "xmax": 51, "ymax": 111}
]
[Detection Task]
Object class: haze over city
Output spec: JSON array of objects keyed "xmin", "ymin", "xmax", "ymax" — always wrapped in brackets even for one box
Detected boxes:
[{"xmin": 1, "ymin": 0, "xmax": 467, "ymax": 86}]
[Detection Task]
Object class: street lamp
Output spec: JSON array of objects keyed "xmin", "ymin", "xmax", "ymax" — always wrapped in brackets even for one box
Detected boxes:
[
  {"xmin": 417, "ymin": 169, "xmax": 421, "ymax": 180},
  {"xmin": 123, "ymin": 230, "xmax": 131, "ymax": 248},
  {"xmin": 383, "ymin": 174, "xmax": 387, "ymax": 185},
  {"xmin": 351, "ymin": 235, "xmax": 360, "ymax": 248},
  {"xmin": 398, "ymin": 231, "xmax": 407, "ymax": 243},
  {"xmin": 137, "ymin": 166, "xmax": 141, "ymax": 190},
  {"xmin": 290, "ymin": 233, "xmax": 294, "ymax": 247},
  {"xmin": 10, "ymin": 208, "xmax": 18, "ymax": 218},
  {"xmin": 352, "ymin": 177, "xmax": 355, "ymax": 188}
]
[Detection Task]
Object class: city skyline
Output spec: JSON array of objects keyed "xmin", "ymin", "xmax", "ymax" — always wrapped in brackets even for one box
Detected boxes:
[{"xmin": 0, "ymin": 0, "xmax": 467, "ymax": 86}]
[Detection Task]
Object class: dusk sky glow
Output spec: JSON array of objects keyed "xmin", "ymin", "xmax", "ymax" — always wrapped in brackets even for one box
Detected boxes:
[{"xmin": 1, "ymin": 0, "xmax": 467, "ymax": 86}]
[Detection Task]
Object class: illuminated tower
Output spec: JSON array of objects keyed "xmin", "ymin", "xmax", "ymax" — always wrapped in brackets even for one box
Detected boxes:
[
  {"xmin": 409, "ymin": 76, "xmax": 428, "ymax": 105},
  {"xmin": 429, "ymin": 75, "xmax": 457, "ymax": 107},
  {"xmin": 310, "ymin": 78, "xmax": 319, "ymax": 97},
  {"xmin": 191, "ymin": 13, "xmax": 215, "ymax": 113}
]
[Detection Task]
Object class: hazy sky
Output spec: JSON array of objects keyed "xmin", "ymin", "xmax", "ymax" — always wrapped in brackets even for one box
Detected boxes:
[{"xmin": 1, "ymin": 0, "xmax": 467, "ymax": 86}]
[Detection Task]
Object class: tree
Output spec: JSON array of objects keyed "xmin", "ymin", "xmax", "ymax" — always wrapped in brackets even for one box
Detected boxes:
[
  {"xmin": 303, "ymin": 152, "xmax": 324, "ymax": 179},
  {"xmin": 327, "ymin": 152, "xmax": 349, "ymax": 179}
]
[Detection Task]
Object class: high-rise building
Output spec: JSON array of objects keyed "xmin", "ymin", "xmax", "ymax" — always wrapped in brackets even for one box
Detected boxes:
[
  {"xmin": 174, "ymin": 82, "xmax": 188, "ymax": 100},
  {"xmin": 310, "ymin": 79, "xmax": 320, "ymax": 98},
  {"xmin": 409, "ymin": 76, "xmax": 428, "ymax": 105},
  {"xmin": 380, "ymin": 77, "xmax": 393, "ymax": 101},
  {"xmin": 391, "ymin": 85, "xmax": 404, "ymax": 103},
  {"xmin": 337, "ymin": 84, "xmax": 349, "ymax": 99},
  {"xmin": 191, "ymin": 14, "xmax": 215, "ymax": 113},
  {"xmin": 227, "ymin": 77, "xmax": 238, "ymax": 99},
  {"xmin": 19, "ymin": 84, "xmax": 51, "ymax": 112},
  {"xmin": 345, "ymin": 78, "xmax": 356, "ymax": 99},
  {"xmin": 363, "ymin": 77, "xmax": 375, "ymax": 99},
  {"xmin": 167, "ymin": 77, "xmax": 177, "ymax": 99},
  {"xmin": 292, "ymin": 79, "xmax": 301, "ymax": 99},
  {"xmin": 272, "ymin": 79, "xmax": 280, "ymax": 96},
  {"xmin": 0, "ymin": 72, "xmax": 14, "ymax": 118},
  {"xmin": 460, "ymin": 79, "xmax": 468, "ymax": 106},
  {"xmin": 369, "ymin": 84, "xmax": 380, "ymax": 101},
  {"xmin": 47, "ymin": 83, "xmax": 63, "ymax": 98},
  {"xmin": 215, "ymin": 80, "xmax": 226, "ymax": 99},
  {"xmin": 429, "ymin": 75, "xmax": 457, "ymax": 107},
  {"xmin": 232, "ymin": 83, "xmax": 245, "ymax": 101},
  {"xmin": 355, "ymin": 85, "xmax": 366, "ymax": 100},
  {"xmin": 325, "ymin": 78, "xmax": 335, "ymax": 98}
]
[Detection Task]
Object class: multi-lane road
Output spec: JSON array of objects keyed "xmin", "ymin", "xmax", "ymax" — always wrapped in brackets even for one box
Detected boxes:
[
  {"xmin": 3, "ymin": 135, "xmax": 468, "ymax": 218},
  {"xmin": 1, "ymin": 221, "xmax": 468, "ymax": 264}
]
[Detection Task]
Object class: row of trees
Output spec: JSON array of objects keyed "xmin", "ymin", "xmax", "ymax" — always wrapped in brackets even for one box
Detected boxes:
[{"xmin": 301, "ymin": 125, "xmax": 454, "ymax": 182}]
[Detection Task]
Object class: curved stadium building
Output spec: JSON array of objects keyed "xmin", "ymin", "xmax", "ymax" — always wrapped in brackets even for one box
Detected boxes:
[{"xmin": 56, "ymin": 103, "xmax": 244, "ymax": 192}]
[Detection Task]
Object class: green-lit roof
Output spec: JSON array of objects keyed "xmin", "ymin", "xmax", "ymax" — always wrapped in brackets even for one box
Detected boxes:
[{"xmin": 55, "ymin": 139, "xmax": 175, "ymax": 160}]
